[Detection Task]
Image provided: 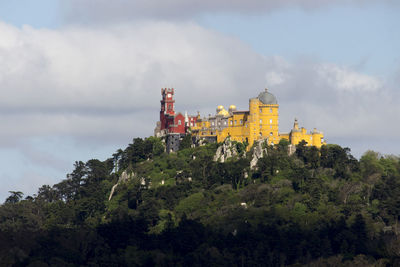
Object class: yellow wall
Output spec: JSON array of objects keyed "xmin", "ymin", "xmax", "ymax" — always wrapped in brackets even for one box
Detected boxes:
[{"xmin": 191, "ymin": 94, "xmax": 325, "ymax": 150}]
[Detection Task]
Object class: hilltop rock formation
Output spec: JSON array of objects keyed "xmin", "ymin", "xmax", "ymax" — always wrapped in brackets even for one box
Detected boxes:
[
  {"xmin": 109, "ymin": 171, "xmax": 132, "ymax": 200},
  {"xmin": 250, "ymin": 139, "xmax": 268, "ymax": 169},
  {"xmin": 214, "ymin": 138, "xmax": 240, "ymax": 162}
]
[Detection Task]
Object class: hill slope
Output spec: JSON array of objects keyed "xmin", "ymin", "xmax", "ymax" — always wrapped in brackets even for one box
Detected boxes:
[{"xmin": 1, "ymin": 137, "xmax": 399, "ymax": 266}]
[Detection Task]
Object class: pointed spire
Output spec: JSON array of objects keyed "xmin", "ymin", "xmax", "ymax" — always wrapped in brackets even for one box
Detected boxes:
[
  {"xmin": 184, "ymin": 111, "xmax": 189, "ymax": 123},
  {"xmin": 293, "ymin": 118, "xmax": 299, "ymax": 130}
]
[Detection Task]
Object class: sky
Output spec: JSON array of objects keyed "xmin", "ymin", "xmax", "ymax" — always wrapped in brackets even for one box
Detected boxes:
[{"xmin": 0, "ymin": 0, "xmax": 399, "ymax": 200}]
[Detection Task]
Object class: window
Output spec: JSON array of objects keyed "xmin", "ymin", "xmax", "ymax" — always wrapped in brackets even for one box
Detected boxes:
[
  {"xmin": 230, "ymin": 120, "xmax": 233, "ymax": 125},
  {"xmin": 270, "ymin": 108, "xmax": 272, "ymax": 113},
  {"xmin": 218, "ymin": 122, "xmax": 221, "ymax": 126},
  {"xmin": 240, "ymin": 119, "xmax": 243, "ymax": 125},
  {"xmin": 259, "ymin": 108, "xmax": 262, "ymax": 113},
  {"xmin": 168, "ymin": 104, "xmax": 172, "ymax": 110},
  {"xmin": 224, "ymin": 121, "xmax": 227, "ymax": 125},
  {"xmin": 260, "ymin": 119, "xmax": 262, "ymax": 124},
  {"xmin": 270, "ymin": 119, "xmax": 273, "ymax": 124},
  {"xmin": 270, "ymin": 132, "xmax": 273, "ymax": 136},
  {"xmin": 234, "ymin": 120, "xmax": 237, "ymax": 125},
  {"xmin": 178, "ymin": 120, "xmax": 181, "ymax": 125},
  {"xmin": 211, "ymin": 121, "xmax": 215, "ymax": 126},
  {"xmin": 270, "ymin": 125, "xmax": 272, "ymax": 129}
]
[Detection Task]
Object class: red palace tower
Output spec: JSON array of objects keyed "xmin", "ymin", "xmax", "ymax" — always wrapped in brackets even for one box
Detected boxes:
[{"xmin": 158, "ymin": 88, "xmax": 198, "ymax": 135}]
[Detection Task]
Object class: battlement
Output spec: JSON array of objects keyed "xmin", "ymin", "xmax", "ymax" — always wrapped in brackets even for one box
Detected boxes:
[{"xmin": 161, "ymin": 88, "xmax": 174, "ymax": 95}]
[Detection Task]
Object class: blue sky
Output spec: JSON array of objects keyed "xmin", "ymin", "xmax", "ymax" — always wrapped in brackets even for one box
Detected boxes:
[
  {"xmin": 199, "ymin": 5, "xmax": 400, "ymax": 76},
  {"xmin": 0, "ymin": 0, "xmax": 399, "ymax": 200},
  {"xmin": 0, "ymin": 0, "xmax": 61, "ymax": 28}
]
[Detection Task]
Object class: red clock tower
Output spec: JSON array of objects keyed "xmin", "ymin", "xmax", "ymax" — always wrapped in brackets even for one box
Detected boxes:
[
  {"xmin": 154, "ymin": 87, "xmax": 199, "ymax": 151},
  {"xmin": 158, "ymin": 88, "xmax": 189, "ymax": 134},
  {"xmin": 160, "ymin": 88, "xmax": 175, "ymax": 130}
]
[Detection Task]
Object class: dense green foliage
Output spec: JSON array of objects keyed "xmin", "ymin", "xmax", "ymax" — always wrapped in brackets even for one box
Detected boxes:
[{"xmin": 1, "ymin": 137, "xmax": 400, "ymax": 266}]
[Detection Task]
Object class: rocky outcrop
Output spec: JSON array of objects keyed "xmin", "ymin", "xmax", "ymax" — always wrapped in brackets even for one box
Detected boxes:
[
  {"xmin": 108, "ymin": 170, "xmax": 133, "ymax": 201},
  {"xmin": 288, "ymin": 144, "xmax": 296, "ymax": 156},
  {"xmin": 250, "ymin": 139, "xmax": 268, "ymax": 169},
  {"xmin": 213, "ymin": 137, "xmax": 270, "ymax": 169},
  {"xmin": 214, "ymin": 138, "xmax": 240, "ymax": 162}
]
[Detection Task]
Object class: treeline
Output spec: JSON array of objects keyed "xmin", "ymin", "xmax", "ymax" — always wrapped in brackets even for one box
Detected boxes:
[{"xmin": 0, "ymin": 137, "xmax": 400, "ymax": 266}]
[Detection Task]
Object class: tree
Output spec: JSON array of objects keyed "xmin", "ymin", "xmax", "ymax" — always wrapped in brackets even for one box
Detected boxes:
[
  {"xmin": 277, "ymin": 139, "xmax": 290, "ymax": 153},
  {"xmin": 179, "ymin": 134, "xmax": 192, "ymax": 150},
  {"xmin": 112, "ymin": 149, "xmax": 124, "ymax": 172},
  {"xmin": 351, "ymin": 214, "xmax": 368, "ymax": 255},
  {"xmin": 305, "ymin": 146, "xmax": 320, "ymax": 169},
  {"xmin": 320, "ymin": 144, "xmax": 358, "ymax": 179},
  {"xmin": 37, "ymin": 185, "xmax": 58, "ymax": 203},
  {"xmin": 5, "ymin": 191, "xmax": 24, "ymax": 204},
  {"xmin": 360, "ymin": 150, "xmax": 384, "ymax": 178},
  {"xmin": 190, "ymin": 147, "xmax": 215, "ymax": 186},
  {"xmin": 295, "ymin": 140, "xmax": 308, "ymax": 162},
  {"xmin": 85, "ymin": 159, "xmax": 108, "ymax": 185}
]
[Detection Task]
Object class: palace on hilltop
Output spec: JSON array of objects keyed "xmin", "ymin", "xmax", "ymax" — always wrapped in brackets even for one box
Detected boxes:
[{"xmin": 154, "ymin": 88, "xmax": 326, "ymax": 152}]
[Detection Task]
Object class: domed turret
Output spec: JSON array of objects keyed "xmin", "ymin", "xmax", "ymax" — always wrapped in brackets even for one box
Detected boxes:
[
  {"xmin": 257, "ymin": 88, "xmax": 277, "ymax": 105},
  {"xmin": 216, "ymin": 105, "xmax": 224, "ymax": 113},
  {"xmin": 217, "ymin": 108, "xmax": 230, "ymax": 117},
  {"xmin": 229, "ymin": 105, "xmax": 237, "ymax": 112}
]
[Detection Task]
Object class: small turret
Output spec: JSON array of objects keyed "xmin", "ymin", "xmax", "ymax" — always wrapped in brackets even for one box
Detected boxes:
[
  {"xmin": 293, "ymin": 118, "xmax": 299, "ymax": 130},
  {"xmin": 229, "ymin": 105, "xmax": 237, "ymax": 113},
  {"xmin": 184, "ymin": 111, "xmax": 189, "ymax": 125}
]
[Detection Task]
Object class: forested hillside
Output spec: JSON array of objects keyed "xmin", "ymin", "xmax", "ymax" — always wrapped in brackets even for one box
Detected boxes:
[{"xmin": 1, "ymin": 136, "xmax": 400, "ymax": 266}]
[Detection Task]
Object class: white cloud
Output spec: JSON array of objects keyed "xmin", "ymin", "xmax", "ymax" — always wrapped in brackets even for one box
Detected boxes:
[
  {"xmin": 316, "ymin": 64, "xmax": 382, "ymax": 92},
  {"xmin": 265, "ymin": 71, "xmax": 285, "ymax": 86},
  {"xmin": 0, "ymin": 19, "xmax": 398, "ymax": 199},
  {"xmin": 0, "ymin": 21, "xmax": 267, "ymax": 144},
  {"xmin": 0, "ymin": 20, "xmax": 396, "ymax": 144},
  {"xmin": 264, "ymin": 58, "xmax": 398, "ymax": 141}
]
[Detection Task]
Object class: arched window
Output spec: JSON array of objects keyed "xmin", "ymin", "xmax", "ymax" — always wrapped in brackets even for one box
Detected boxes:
[{"xmin": 178, "ymin": 120, "xmax": 181, "ymax": 125}]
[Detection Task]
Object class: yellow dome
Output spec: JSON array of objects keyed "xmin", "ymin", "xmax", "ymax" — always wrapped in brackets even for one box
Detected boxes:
[
  {"xmin": 216, "ymin": 105, "xmax": 224, "ymax": 112},
  {"xmin": 217, "ymin": 108, "xmax": 230, "ymax": 117},
  {"xmin": 229, "ymin": 105, "xmax": 237, "ymax": 110}
]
